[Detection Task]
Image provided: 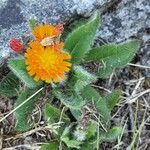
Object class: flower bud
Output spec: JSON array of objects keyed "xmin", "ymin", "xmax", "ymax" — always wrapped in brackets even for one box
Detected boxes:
[{"xmin": 9, "ymin": 38, "xmax": 23, "ymax": 52}]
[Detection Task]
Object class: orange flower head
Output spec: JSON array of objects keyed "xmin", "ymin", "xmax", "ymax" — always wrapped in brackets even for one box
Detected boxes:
[
  {"xmin": 33, "ymin": 24, "xmax": 63, "ymax": 42},
  {"xmin": 25, "ymin": 41, "xmax": 71, "ymax": 83}
]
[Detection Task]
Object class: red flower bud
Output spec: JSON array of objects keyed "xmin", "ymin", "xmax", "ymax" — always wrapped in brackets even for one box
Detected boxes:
[{"xmin": 9, "ymin": 38, "xmax": 23, "ymax": 52}]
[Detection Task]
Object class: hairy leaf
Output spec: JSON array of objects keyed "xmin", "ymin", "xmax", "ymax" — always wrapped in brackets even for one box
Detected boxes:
[
  {"xmin": 0, "ymin": 72, "xmax": 20, "ymax": 97},
  {"xmin": 62, "ymin": 65, "xmax": 98, "ymax": 119},
  {"xmin": 62, "ymin": 18, "xmax": 87, "ymax": 41},
  {"xmin": 81, "ymin": 85, "xmax": 101, "ymax": 102},
  {"xmin": 54, "ymin": 90, "xmax": 85, "ymax": 110},
  {"xmin": 8, "ymin": 56, "xmax": 39, "ymax": 88},
  {"xmin": 105, "ymin": 90, "xmax": 122, "ymax": 111},
  {"xmin": 65, "ymin": 12, "xmax": 100, "ymax": 63},
  {"xmin": 81, "ymin": 141, "xmax": 97, "ymax": 150},
  {"xmin": 81, "ymin": 86, "xmax": 111, "ymax": 125},
  {"xmin": 44, "ymin": 103, "xmax": 70, "ymax": 124},
  {"xmin": 86, "ymin": 121, "xmax": 97, "ymax": 139},
  {"xmin": 62, "ymin": 137, "xmax": 80, "ymax": 149},
  {"xmin": 15, "ymin": 88, "xmax": 42, "ymax": 131},
  {"xmin": 99, "ymin": 127, "xmax": 122, "ymax": 141},
  {"xmin": 98, "ymin": 40, "xmax": 139, "ymax": 78},
  {"xmin": 61, "ymin": 127, "xmax": 81, "ymax": 149},
  {"xmin": 70, "ymin": 109, "xmax": 82, "ymax": 120},
  {"xmin": 85, "ymin": 44, "xmax": 117, "ymax": 61},
  {"xmin": 40, "ymin": 142, "xmax": 59, "ymax": 150},
  {"xmin": 82, "ymin": 127, "xmax": 122, "ymax": 149},
  {"xmin": 53, "ymin": 88, "xmax": 85, "ymax": 120},
  {"xmin": 85, "ymin": 40, "xmax": 140, "ymax": 78},
  {"xmin": 73, "ymin": 65, "xmax": 97, "ymax": 93}
]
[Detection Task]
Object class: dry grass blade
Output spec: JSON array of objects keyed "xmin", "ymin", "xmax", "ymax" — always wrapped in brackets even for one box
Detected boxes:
[
  {"xmin": 2, "ymin": 143, "xmax": 43, "ymax": 150},
  {"xmin": 4, "ymin": 122, "xmax": 63, "ymax": 141},
  {"xmin": 0, "ymin": 135, "xmax": 2, "ymax": 150},
  {"xmin": 128, "ymin": 63, "xmax": 150, "ymax": 69},
  {"xmin": 127, "ymin": 89, "xmax": 150, "ymax": 104},
  {"xmin": 0, "ymin": 87, "xmax": 44, "ymax": 123}
]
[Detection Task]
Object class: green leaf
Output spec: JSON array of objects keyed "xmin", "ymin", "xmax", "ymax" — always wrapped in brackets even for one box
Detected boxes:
[
  {"xmin": 95, "ymin": 98, "xmax": 111, "ymax": 126},
  {"xmin": 99, "ymin": 127, "xmax": 122, "ymax": 141},
  {"xmin": 63, "ymin": 65, "xmax": 98, "ymax": 120},
  {"xmin": 44, "ymin": 103, "xmax": 70, "ymax": 124},
  {"xmin": 105, "ymin": 90, "xmax": 122, "ymax": 111},
  {"xmin": 81, "ymin": 86, "xmax": 110, "ymax": 125},
  {"xmin": 82, "ymin": 127, "xmax": 122, "ymax": 150},
  {"xmin": 85, "ymin": 44, "xmax": 117, "ymax": 61},
  {"xmin": 62, "ymin": 18, "xmax": 87, "ymax": 41},
  {"xmin": 73, "ymin": 66, "xmax": 97, "ymax": 93},
  {"xmin": 65, "ymin": 12, "xmax": 100, "ymax": 63},
  {"xmin": 54, "ymin": 90, "xmax": 85, "ymax": 110},
  {"xmin": 62, "ymin": 137, "xmax": 80, "ymax": 149},
  {"xmin": 0, "ymin": 72, "xmax": 20, "ymax": 97},
  {"xmin": 61, "ymin": 127, "xmax": 81, "ymax": 149},
  {"xmin": 8, "ymin": 56, "xmax": 40, "ymax": 88},
  {"xmin": 81, "ymin": 141, "xmax": 97, "ymax": 150},
  {"xmin": 85, "ymin": 40, "xmax": 140, "ymax": 78},
  {"xmin": 29, "ymin": 18, "xmax": 38, "ymax": 30},
  {"xmin": 98, "ymin": 67, "xmax": 114, "ymax": 79},
  {"xmin": 86, "ymin": 121, "xmax": 97, "ymax": 139},
  {"xmin": 40, "ymin": 142, "xmax": 59, "ymax": 150},
  {"xmin": 15, "ymin": 88, "xmax": 42, "ymax": 131},
  {"xmin": 54, "ymin": 88, "xmax": 85, "ymax": 120},
  {"xmin": 81, "ymin": 85, "xmax": 101, "ymax": 102},
  {"xmin": 70, "ymin": 109, "xmax": 82, "ymax": 120}
]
